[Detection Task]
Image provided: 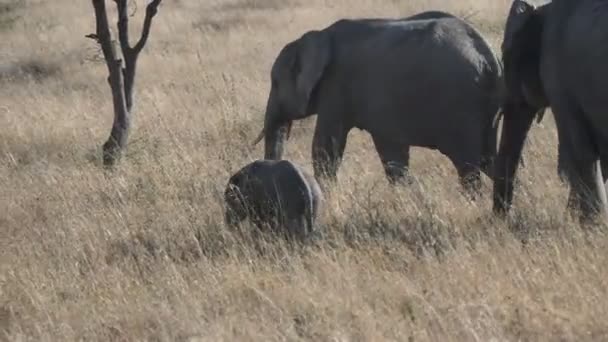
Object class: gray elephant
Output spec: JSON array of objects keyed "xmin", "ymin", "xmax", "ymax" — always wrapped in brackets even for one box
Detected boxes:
[
  {"xmin": 493, "ymin": 0, "xmax": 608, "ymax": 222},
  {"xmin": 251, "ymin": 11, "xmax": 503, "ymax": 194},
  {"xmin": 224, "ymin": 159, "xmax": 323, "ymax": 241}
]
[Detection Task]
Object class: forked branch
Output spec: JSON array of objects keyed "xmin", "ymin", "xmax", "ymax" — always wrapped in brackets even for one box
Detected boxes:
[
  {"xmin": 88, "ymin": 0, "xmax": 163, "ymax": 166},
  {"xmin": 134, "ymin": 0, "xmax": 162, "ymax": 53},
  {"xmin": 114, "ymin": 0, "xmax": 162, "ymax": 55},
  {"xmin": 115, "ymin": 0, "xmax": 131, "ymax": 55},
  {"xmin": 114, "ymin": 0, "xmax": 162, "ymax": 109}
]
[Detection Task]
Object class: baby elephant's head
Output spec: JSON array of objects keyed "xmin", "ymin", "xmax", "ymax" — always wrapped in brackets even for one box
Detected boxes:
[{"xmin": 224, "ymin": 176, "xmax": 249, "ymax": 227}]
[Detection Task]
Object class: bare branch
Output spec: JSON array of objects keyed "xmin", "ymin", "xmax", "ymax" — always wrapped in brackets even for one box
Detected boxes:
[
  {"xmin": 114, "ymin": 0, "xmax": 132, "ymax": 55},
  {"xmin": 133, "ymin": 0, "xmax": 162, "ymax": 53},
  {"xmin": 91, "ymin": 0, "xmax": 119, "ymax": 73}
]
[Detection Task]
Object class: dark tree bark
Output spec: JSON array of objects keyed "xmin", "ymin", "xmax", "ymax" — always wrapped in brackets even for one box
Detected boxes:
[{"xmin": 89, "ymin": 0, "xmax": 162, "ymax": 166}]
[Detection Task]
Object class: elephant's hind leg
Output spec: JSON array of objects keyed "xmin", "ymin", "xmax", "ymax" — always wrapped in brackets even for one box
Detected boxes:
[
  {"xmin": 443, "ymin": 142, "xmax": 483, "ymax": 199},
  {"xmin": 371, "ymin": 135, "xmax": 411, "ymax": 185},
  {"xmin": 454, "ymin": 160, "xmax": 482, "ymax": 199},
  {"xmin": 564, "ymin": 159, "xmax": 607, "ymax": 224},
  {"xmin": 600, "ymin": 158, "xmax": 608, "ymax": 184},
  {"xmin": 554, "ymin": 101, "xmax": 608, "ymax": 223}
]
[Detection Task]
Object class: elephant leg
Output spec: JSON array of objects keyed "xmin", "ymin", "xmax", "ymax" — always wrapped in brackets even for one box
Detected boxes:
[
  {"xmin": 555, "ymin": 106, "xmax": 607, "ymax": 223},
  {"xmin": 460, "ymin": 165, "xmax": 482, "ymax": 199},
  {"xmin": 447, "ymin": 152, "xmax": 482, "ymax": 199},
  {"xmin": 556, "ymin": 129, "xmax": 572, "ymax": 184},
  {"xmin": 564, "ymin": 158, "xmax": 607, "ymax": 224},
  {"xmin": 557, "ymin": 143, "xmax": 567, "ymax": 183},
  {"xmin": 371, "ymin": 135, "xmax": 410, "ymax": 185},
  {"xmin": 441, "ymin": 130, "xmax": 483, "ymax": 199},
  {"xmin": 311, "ymin": 115, "xmax": 348, "ymax": 184},
  {"xmin": 601, "ymin": 158, "xmax": 608, "ymax": 184},
  {"xmin": 555, "ymin": 136, "xmax": 605, "ymax": 187}
]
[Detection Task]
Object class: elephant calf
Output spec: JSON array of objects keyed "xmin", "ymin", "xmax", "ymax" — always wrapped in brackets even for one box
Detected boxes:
[{"xmin": 224, "ymin": 159, "xmax": 323, "ymax": 241}]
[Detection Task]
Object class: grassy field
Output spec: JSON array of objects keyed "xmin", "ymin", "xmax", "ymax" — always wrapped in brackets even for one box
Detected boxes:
[{"xmin": 1, "ymin": 0, "xmax": 607, "ymax": 340}]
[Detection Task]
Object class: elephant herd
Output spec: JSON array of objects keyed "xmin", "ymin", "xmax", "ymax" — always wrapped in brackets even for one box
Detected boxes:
[{"xmin": 224, "ymin": 0, "xmax": 608, "ymax": 241}]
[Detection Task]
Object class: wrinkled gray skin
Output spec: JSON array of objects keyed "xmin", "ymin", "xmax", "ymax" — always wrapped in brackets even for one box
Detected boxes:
[
  {"xmin": 252, "ymin": 11, "xmax": 503, "ymax": 194},
  {"xmin": 494, "ymin": 0, "xmax": 608, "ymax": 222},
  {"xmin": 224, "ymin": 159, "xmax": 323, "ymax": 241}
]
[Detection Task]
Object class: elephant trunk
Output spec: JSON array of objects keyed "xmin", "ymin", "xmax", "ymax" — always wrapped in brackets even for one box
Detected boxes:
[
  {"xmin": 263, "ymin": 120, "xmax": 292, "ymax": 160},
  {"xmin": 493, "ymin": 102, "xmax": 537, "ymax": 215},
  {"xmin": 252, "ymin": 99, "xmax": 293, "ymax": 160}
]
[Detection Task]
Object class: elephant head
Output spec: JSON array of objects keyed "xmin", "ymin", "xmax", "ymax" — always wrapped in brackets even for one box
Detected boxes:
[
  {"xmin": 224, "ymin": 173, "xmax": 251, "ymax": 227},
  {"xmin": 252, "ymin": 30, "xmax": 331, "ymax": 160},
  {"xmin": 493, "ymin": 0, "xmax": 551, "ymax": 213}
]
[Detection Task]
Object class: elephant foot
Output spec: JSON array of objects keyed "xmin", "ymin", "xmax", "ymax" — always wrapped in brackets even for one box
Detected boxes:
[
  {"xmin": 387, "ymin": 174, "xmax": 414, "ymax": 186},
  {"xmin": 565, "ymin": 191, "xmax": 608, "ymax": 227},
  {"xmin": 492, "ymin": 203, "xmax": 509, "ymax": 218},
  {"xmin": 459, "ymin": 173, "xmax": 482, "ymax": 201},
  {"xmin": 461, "ymin": 188, "xmax": 483, "ymax": 203},
  {"xmin": 384, "ymin": 163, "xmax": 412, "ymax": 186}
]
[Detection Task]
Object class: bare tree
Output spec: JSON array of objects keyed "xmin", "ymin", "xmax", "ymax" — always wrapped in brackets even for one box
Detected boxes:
[{"xmin": 88, "ymin": 0, "xmax": 162, "ymax": 166}]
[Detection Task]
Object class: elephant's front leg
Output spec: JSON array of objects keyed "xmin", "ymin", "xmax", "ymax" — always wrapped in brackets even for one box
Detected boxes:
[
  {"xmin": 311, "ymin": 116, "xmax": 349, "ymax": 184},
  {"xmin": 371, "ymin": 135, "xmax": 410, "ymax": 185}
]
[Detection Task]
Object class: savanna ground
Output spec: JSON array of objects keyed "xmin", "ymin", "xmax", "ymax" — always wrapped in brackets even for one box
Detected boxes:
[{"xmin": 1, "ymin": 0, "xmax": 607, "ymax": 340}]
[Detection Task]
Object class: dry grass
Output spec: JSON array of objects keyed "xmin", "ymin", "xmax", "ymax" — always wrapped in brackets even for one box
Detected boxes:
[{"xmin": 1, "ymin": 0, "xmax": 607, "ymax": 340}]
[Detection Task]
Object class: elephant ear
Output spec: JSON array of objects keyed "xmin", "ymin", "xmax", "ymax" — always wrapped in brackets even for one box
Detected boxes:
[
  {"xmin": 293, "ymin": 30, "xmax": 331, "ymax": 117},
  {"xmin": 502, "ymin": 0, "xmax": 547, "ymax": 109},
  {"xmin": 502, "ymin": 0, "xmax": 536, "ymax": 56}
]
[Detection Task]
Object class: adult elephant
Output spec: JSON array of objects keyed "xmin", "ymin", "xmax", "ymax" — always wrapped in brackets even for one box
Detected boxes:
[
  {"xmin": 252, "ymin": 11, "xmax": 503, "ymax": 194},
  {"xmin": 494, "ymin": 0, "xmax": 608, "ymax": 222}
]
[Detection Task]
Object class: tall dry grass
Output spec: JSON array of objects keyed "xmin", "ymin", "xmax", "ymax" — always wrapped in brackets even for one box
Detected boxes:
[{"xmin": 1, "ymin": 0, "xmax": 607, "ymax": 340}]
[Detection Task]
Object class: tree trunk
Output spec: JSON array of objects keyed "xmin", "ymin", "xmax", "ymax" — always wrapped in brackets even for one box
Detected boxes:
[
  {"xmin": 90, "ymin": 0, "xmax": 162, "ymax": 167},
  {"xmin": 103, "ymin": 54, "xmax": 131, "ymax": 166}
]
